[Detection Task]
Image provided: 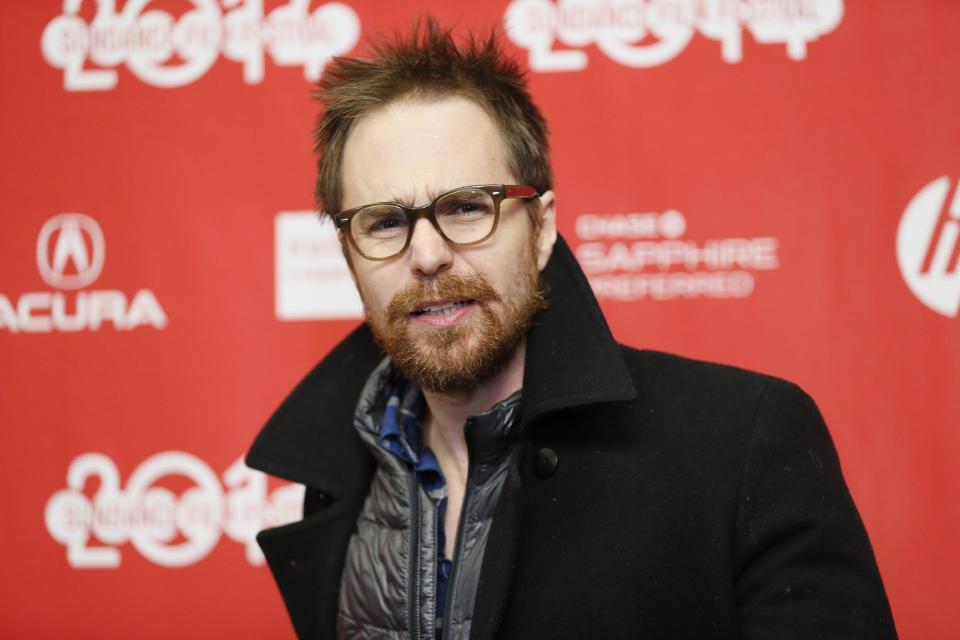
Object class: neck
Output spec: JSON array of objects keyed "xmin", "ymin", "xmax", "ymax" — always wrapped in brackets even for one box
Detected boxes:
[{"xmin": 421, "ymin": 339, "xmax": 526, "ymax": 474}]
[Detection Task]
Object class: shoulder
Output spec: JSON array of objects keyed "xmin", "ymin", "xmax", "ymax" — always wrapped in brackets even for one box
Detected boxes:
[
  {"xmin": 618, "ymin": 346, "xmax": 812, "ymax": 418},
  {"xmin": 606, "ymin": 353, "xmax": 894, "ymax": 636},
  {"xmin": 621, "ymin": 346, "xmax": 783, "ymax": 391},
  {"xmin": 598, "ymin": 347, "xmax": 825, "ymax": 462}
]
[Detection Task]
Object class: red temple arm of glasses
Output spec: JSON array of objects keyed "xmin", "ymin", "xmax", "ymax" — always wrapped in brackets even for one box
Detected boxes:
[{"xmin": 505, "ymin": 185, "xmax": 538, "ymax": 198}]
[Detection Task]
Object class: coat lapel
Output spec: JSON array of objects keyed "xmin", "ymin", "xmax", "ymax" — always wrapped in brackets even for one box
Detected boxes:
[
  {"xmin": 245, "ymin": 322, "xmax": 382, "ymax": 495},
  {"xmin": 521, "ymin": 235, "xmax": 637, "ymax": 426},
  {"xmin": 246, "ymin": 325, "xmax": 383, "ymax": 638}
]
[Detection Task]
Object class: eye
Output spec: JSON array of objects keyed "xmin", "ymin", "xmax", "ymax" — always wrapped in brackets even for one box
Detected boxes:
[
  {"xmin": 452, "ymin": 201, "xmax": 484, "ymax": 217},
  {"xmin": 356, "ymin": 206, "xmax": 408, "ymax": 237},
  {"xmin": 371, "ymin": 216, "xmax": 404, "ymax": 231},
  {"xmin": 437, "ymin": 190, "xmax": 495, "ymax": 219}
]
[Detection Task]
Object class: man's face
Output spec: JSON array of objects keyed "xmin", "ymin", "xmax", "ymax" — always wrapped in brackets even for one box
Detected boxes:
[{"xmin": 339, "ymin": 96, "xmax": 557, "ymax": 393}]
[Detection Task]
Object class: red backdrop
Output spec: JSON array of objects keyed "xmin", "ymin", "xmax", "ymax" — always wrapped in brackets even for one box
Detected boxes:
[{"xmin": 1, "ymin": 1, "xmax": 958, "ymax": 637}]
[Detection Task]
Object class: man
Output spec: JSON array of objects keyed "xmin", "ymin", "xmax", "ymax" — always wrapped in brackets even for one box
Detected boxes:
[{"xmin": 246, "ymin": 19, "xmax": 897, "ymax": 640}]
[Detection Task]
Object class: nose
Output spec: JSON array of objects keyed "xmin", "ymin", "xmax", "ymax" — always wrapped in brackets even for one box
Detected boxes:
[{"xmin": 407, "ymin": 218, "xmax": 453, "ymax": 277}]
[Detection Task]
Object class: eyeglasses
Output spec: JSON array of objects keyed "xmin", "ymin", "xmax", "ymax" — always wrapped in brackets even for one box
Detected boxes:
[{"xmin": 334, "ymin": 184, "xmax": 539, "ymax": 261}]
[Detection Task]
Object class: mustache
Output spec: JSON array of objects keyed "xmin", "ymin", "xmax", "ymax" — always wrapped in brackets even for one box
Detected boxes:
[{"xmin": 386, "ymin": 273, "xmax": 500, "ymax": 323}]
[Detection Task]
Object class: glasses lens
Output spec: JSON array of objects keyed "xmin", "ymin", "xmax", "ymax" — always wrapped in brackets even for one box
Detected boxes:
[
  {"xmin": 351, "ymin": 204, "xmax": 409, "ymax": 258},
  {"xmin": 435, "ymin": 188, "xmax": 497, "ymax": 244}
]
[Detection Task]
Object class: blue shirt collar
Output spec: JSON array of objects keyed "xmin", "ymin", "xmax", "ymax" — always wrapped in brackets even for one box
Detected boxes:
[{"xmin": 378, "ymin": 379, "xmax": 445, "ymax": 496}]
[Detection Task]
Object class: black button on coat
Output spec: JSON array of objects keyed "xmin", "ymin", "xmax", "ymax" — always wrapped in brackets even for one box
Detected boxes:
[
  {"xmin": 532, "ymin": 448, "xmax": 558, "ymax": 478},
  {"xmin": 246, "ymin": 236, "xmax": 898, "ymax": 640}
]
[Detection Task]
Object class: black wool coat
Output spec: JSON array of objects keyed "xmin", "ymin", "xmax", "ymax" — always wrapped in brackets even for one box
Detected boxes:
[{"xmin": 246, "ymin": 237, "xmax": 897, "ymax": 639}]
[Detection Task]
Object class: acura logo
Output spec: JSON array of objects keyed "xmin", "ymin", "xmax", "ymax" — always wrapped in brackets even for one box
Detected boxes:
[
  {"xmin": 2, "ymin": 213, "xmax": 166, "ymax": 333},
  {"xmin": 36, "ymin": 213, "xmax": 105, "ymax": 290}
]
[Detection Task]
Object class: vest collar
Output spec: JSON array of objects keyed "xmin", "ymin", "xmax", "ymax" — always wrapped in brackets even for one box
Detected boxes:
[{"xmin": 245, "ymin": 235, "xmax": 637, "ymax": 496}]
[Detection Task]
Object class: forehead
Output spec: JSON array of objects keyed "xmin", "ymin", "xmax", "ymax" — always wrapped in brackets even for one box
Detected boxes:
[{"xmin": 340, "ymin": 96, "xmax": 513, "ymax": 209}]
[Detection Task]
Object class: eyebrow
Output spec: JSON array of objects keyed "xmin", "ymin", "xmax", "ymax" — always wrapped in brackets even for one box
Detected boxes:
[{"xmin": 386, "ymin": 185, "xmax": 455, "ymax": 208}]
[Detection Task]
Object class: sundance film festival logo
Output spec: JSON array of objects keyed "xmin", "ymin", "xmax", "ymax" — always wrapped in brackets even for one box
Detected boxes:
[
  {"xmin": 896, "ymin": 176, "xmax": 960, "ymax": 318},
  {"xmin": 575, "ymin": 209, "xmax": 779, "ymax": 300},
  {"xmin": 0, "ymin": 214, "xmax": 167, "ymax": 332},
  {"xmin": 41, "ymin": 0, "xmax": 360, "ymax": 91},
  {"xmin": 45, "ymin": 452, "xmax": 304, "ymax": 567},
  {"xmin": 505, "ymin": 0, "xmax": 844, "ymax": 72}
]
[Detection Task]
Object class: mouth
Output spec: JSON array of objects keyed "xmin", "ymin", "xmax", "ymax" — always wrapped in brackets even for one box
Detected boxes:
[
  {"xmin": 409, "ymin": 298, "xmax": 477, "ymax": 327},
  {"xmin": 412, "ymin": 299, "xmax": 474, "ymax": 316}
]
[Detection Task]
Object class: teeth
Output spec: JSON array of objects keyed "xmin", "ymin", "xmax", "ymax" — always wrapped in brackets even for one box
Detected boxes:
[{"xmin": 418, "ymin": 301, "xmax": 469, "ymax": 315}]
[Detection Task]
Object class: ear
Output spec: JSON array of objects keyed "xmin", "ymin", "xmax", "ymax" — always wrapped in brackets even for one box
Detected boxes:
[{"xmin": 534, "ymin": 190, "xmax": 557, "ymax": 272}]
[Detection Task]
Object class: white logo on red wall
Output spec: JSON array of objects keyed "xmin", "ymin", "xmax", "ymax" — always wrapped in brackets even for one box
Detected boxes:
[
  {"xmin": 37, "ymin": 213, "xmax": 105, "ymax": 289},
  {"xmin": 41, "ymin": 0, "xmax": 361, "ymax": 92},
  {"xmin": 44, "ymin": 452, "xmax": 303, "ymax": 567},
  {"xmin": 0, "ymin": 214, "xmax": 168, "ymax": 332},
  {"xmin": 575, "ymin": 209, "xmax": 779, "ymax": 300},
  {"xmin": 505, "ymin": 0, "xmax": 844, "ymax": 72},
  {"xmin": 896, "ymin": 176, "xmax": 960, "ymax": 318},
  {"xmin": 274, "ymin": 212, "xmax": 362, "ymax": 320}
]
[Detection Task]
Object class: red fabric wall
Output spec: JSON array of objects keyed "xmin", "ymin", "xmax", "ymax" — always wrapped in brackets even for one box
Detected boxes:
[{"xmin": 1, "ymin": 1, "xmax": 957, "ymax": 637}]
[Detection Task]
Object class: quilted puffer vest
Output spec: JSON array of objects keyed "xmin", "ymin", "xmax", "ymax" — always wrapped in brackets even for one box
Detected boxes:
[{"xmin": 337, "ymin": 359, "xmax": 521, "ymax": 640}]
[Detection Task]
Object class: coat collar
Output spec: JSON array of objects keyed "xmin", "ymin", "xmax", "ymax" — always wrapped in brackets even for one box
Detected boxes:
[{"xmin": 245, "ymin": 235, "xmax": 637, "ymax": 497}]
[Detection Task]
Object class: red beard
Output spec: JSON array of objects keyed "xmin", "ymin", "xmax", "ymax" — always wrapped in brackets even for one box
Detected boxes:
[{"xmin": 367, "ymin": 264, "xmax": 546, "ymax": 394}]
